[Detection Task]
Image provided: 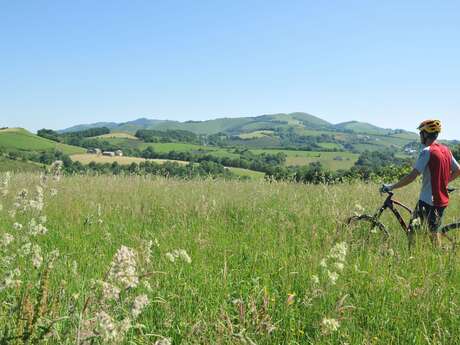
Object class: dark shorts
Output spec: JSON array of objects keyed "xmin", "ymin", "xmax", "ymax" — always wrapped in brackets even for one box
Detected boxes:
[{"xmin": 412, "ymin": 200, "xmax": 446, "ymax": 233}]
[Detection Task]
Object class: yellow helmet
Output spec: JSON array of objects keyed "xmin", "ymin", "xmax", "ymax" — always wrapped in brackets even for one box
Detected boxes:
[{"xmin": 417, "ymin": 119, "xmax": 442, "ymax": 133}]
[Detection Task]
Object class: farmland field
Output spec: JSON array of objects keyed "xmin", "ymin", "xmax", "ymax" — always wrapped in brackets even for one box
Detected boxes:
[
  {"xmin": 2, "ymin": 173, "xmax": 460, "ymax": 344},
  {"xmin": 70, "ymin": 153, "xmax": 188, "ymax": 165},
  {"xmin": 252, "ymin": 149, "xmax": 359, "ymax": 170},
  {"xmin": 70, "ymin": 153, "xmax": 263, "ymax": 179}
]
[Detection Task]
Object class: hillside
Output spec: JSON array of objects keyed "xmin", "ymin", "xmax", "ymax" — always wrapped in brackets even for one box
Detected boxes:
[
  {"xmin": 0, "ymin": 128, "xmax": 85, "ymax": 155},
  {"xmin": 60, "ymin": 113, "xmax": 422, "ymax": 153},
  {"xmin": 60, "ymin": 113, "xmax": 342, "ymax": 135}
]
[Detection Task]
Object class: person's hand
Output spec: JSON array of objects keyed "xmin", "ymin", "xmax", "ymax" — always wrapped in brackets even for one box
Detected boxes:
[{"xmin": 380, "ymin": 184, "xmax": 394, "ymax": 193}]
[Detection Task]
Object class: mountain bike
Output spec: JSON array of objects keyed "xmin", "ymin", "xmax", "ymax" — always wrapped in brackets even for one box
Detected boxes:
[{"xmin": 345, "ymin": 187, "xmax": 460, "ymax": 249}]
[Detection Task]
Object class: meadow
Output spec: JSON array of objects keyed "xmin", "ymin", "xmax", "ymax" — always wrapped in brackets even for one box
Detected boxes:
[
  {"xmin": 1, "ymin": 171, "xmax": 460, "ymax": 344},
  {"xmin": 0, "ymin": 128, "xmax": 85, "ymax": 155}
]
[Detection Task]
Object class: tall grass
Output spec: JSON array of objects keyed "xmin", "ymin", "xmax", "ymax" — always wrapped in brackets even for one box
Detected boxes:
[{"xmin": 1, "ymin": 172, "xmax": 460, "ymax": 344}]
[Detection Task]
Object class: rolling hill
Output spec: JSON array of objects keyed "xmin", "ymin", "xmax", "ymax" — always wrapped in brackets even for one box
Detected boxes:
[
  {"xmin": 60, "ymin": 113, "xmax": 337, "ymax": 135},
  {"xmin": 0, "ymin": 128, "xmax": 85, "ymax": 155}
]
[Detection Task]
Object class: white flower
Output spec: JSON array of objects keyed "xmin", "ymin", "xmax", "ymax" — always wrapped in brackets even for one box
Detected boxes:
[
  {"xmin": 166, "ymin": 249, "xmax": 192, "ymax": 264},
  {"xmin": 311, "ymin": 275, "xmax": 320, "ymax": 285},
  {"xmin": 334, "ymin": 262, "xmax": 344, "ymax": 272},
  {"xmin": 20, "ymin": 242, "xmax": 32, "ymax": 256},
  {"xmin": 177, "ymin": 249, "xmax": 192, "ymax": 264},
  {"xmin": 165, "ymin": 252, "xmax": 175, "ymax": 262},
  {"xmin": 319, "ymin": 258, "xmax": 328, "ymax": 269},
  {"xmin": 328, "ymin": 242, "xmax": 348, "ymax": 262},
  {"xmin": 154, "ymin": 338, "xmax": 172, "ymax": 345},
  {"xmin": 327, "ymin": 270, "xmax": 339, "ymax": 285},
  {"xmin": 108, "ymin": 246, "xmax": 139, "ymax": 289},
  {"xmin": 321, "ymin": 318, "xmax": 340, "ymax": 333},
  {"xmin": 1, "ymin": 233, "xmax": 14, "ymax": 246},
  {"xmin": 101, "ymin": 281, "xmax": 121, "ymax": 301},
  {"xmin": 31, "ymin": 245, "xmax": 43, "ymax": 269},
  {"xmin": 0, "ymin": 268, "xmax": 21, "ymax": 290},
  {"xmin": 95, "ymin": 311, "xmax": 118, "ymax": 341},
  {"xmin": 13, "ymin": 222, "xmax": 23, "ymax": 230},
  {"xmin": 132, "ymin": 294, "xmax": 149, "ymax": 318},
  {"xmin": 50, "ymin": 188, "xmax": 58, "ymax": 197}
]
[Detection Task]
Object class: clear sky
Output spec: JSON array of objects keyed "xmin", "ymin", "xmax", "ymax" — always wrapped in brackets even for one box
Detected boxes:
[{"xmin": 1, "ymin": 0, "xmax": 459, "ymax": 139}]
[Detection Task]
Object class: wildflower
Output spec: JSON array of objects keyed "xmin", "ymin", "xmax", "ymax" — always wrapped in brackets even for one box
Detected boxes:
[
  {"xmin": 143, "ymin": 280, "xmax": 153, "ymax": 292},
  {"xmin": 50, "ymin": 188, "xmax": 58, "ymax": 197},
  {"xmin": 95, "ymin": 311, "xmax": 118, "ymax": 341},
  {"xmin": 1, "ymin": 233, "xmax": 14, "ymax": 246},
  {"xmin": 132, "ymin": 294, "xmax": 149, "ymax": 318},
  {"xmin": 319, "ymin": 258, "xmax": 328, "ymax": 269},
  {"xmin": 108, "ymin": 246, "xmax": 139, "ymax": 289},
  {"xmin": 311, "ymin": 275, "xmax": 320, "ymax": 285},
  {"xmin": 31, "ymin": 245, "xmax": 43, "ymax": 269},
  {"xmin": 0, "ymin": 268, "xmax": 21, "ymax": 290},
  {"xmin": 321, "ymin": 318, "xmax": 340, "ymax": 334},
  {"xmin": 20, "ymin": 242, "xmax": 32, "ymax": 256},
  {"xmin": 412, "ymin": 217, "xmax": 421, "ymax": 226},
  {"xmin": 101, "ymin": 281, "xmax": 121, "ymax": 301},
  {"xmin": 154, "ymin": 338, "xmax": 172, "ymax": 345},
  {"xmin": 13, "ymin": 222, "xmax": 23, "ymax": 230},
  {"xmin": 327, "ymin": 270, "xmax": 339, "ymax": 285},
  {"xmin": 177, "ymin": 249, "xmax": 192, "ymax": 264},
  {"xmin": 165, "ymin": 252, "xmax": 175, "ymax": 262},
  {"xmin": 139, "ymin": 240, "xmax": 153, "ymax": 264},
  {"xmin": 328, "ymin": 242, "xmax": 348, "ymax": 262},
  {"xmin": 334, "ymin": 262, "xmax": 344, "ymax": 272}
]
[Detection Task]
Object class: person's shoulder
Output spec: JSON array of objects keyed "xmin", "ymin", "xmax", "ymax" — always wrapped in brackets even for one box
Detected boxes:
[{"xmin": 420, "ymin": 146, "xmax": 431, "ymax": 155}]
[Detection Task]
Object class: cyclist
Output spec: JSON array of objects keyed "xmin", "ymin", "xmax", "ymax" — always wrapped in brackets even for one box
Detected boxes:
[{"xmin": 381, "ymin": 119, "xmax": 460, "ymax": 246}]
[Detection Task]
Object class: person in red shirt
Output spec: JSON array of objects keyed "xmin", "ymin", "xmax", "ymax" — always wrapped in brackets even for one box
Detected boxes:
[{"xmin": 381, "ymin": 120, "xmax": 460, "ymax": 246}]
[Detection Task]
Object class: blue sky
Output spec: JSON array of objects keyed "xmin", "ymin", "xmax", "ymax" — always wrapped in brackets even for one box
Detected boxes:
[{"xmin": 1, "ymin": 0, "xmax": 459, "ymax": 139}]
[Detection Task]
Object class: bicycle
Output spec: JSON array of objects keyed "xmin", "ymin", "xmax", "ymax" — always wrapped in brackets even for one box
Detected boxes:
[{"xmin": 345, "ymin": 187, "xmax": 460, "ymax": 249}]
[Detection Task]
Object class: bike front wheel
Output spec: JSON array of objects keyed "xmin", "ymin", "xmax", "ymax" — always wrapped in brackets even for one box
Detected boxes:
[{"xmin": 345, "ymin": 214, "xmax": 390, "ymax": 249}]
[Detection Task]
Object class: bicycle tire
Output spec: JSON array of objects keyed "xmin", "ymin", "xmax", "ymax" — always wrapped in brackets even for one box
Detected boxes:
[
  {"xmin": 440, "ymin": 222, "xmax": 460, "ymax": 250},
  {"xmin": 345, "ymin": 214, "xmax": 390, "ymax": 247}
]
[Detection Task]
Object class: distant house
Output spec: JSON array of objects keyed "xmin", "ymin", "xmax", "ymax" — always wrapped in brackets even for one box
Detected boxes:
[
  {"xmin": 115, "ymin": 150, "xmax": 123, "ymax": 157},
  {"xmin": 102, "ymin": 151, "xmax": 115, "ymax": 157},
  {"xmin": 87, "ymin": 148, "xmax": 102, "ymax": 155}
]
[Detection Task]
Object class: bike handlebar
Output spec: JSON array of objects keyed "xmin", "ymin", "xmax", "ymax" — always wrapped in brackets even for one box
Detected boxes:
[{"xmin": 380, "ymin": 185, "xmax": 456, "ymax": 196}]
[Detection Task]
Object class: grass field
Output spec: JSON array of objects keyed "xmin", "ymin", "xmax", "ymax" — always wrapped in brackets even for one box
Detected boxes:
[
  {"xmin": 2, "ymin": 174, "xmax": 460, "ymax": 344},
  {"xmin": 0, "ymin": 156, "xmax": 43, "ymax": 172},
  {"xmin": 70, "ymin": 153, "xmax": 188, "ymax": 165},
  {"xmin": 70, "ymin": 153, "xmax": 263, "ymax": 179},
  {"xmin": 96, "ymin": 132, "xmax": 139, "ymax": 140},
  {"xmin": 0, "ymin": 128, "xmax": 85, "ymax": 155},
  {"xmin": 252, "ymin": 149, "xmax": 359, "ymax": 170}
]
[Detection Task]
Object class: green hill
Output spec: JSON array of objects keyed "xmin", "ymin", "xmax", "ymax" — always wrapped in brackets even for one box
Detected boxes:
[
  {"xmin": 0, "ymin": 128, "xmax": 85, "ymax": 155},
  {"xmin": 60, "ymin": 112, "xmax": 334, "ymax": 135}
]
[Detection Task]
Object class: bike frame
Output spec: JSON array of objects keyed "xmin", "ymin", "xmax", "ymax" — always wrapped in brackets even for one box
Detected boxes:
[{"xmin": 372, "ymin": 192, "xmax": 413, "ymax": 234}]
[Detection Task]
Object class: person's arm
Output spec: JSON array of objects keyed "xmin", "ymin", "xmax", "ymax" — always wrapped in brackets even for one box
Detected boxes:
[
  {"xmin": 382, "ymin": 148, "xmax": 428, "ymax": 192},
  {"xmin": 390, "ymin": 169, "xmax": 420, "ymax": 190},
  {"xmin": 450, "ymin": 156, "xmax": 460, "ymax": 182}
]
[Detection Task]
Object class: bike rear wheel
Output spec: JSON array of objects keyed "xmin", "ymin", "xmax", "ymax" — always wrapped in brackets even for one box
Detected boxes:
[
  {"xmin": 440, "ymin": 222, "xmax": 460, "ymax": 250},
  {"xmin": 345, "ymin": 214, "xmax": 390, "ymax": 249}
]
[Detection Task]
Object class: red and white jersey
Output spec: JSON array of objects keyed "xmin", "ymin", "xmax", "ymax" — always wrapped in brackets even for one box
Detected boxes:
[{"xmin": 414, "ymin": 142, "xmax": 460, "ymax": 207}]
